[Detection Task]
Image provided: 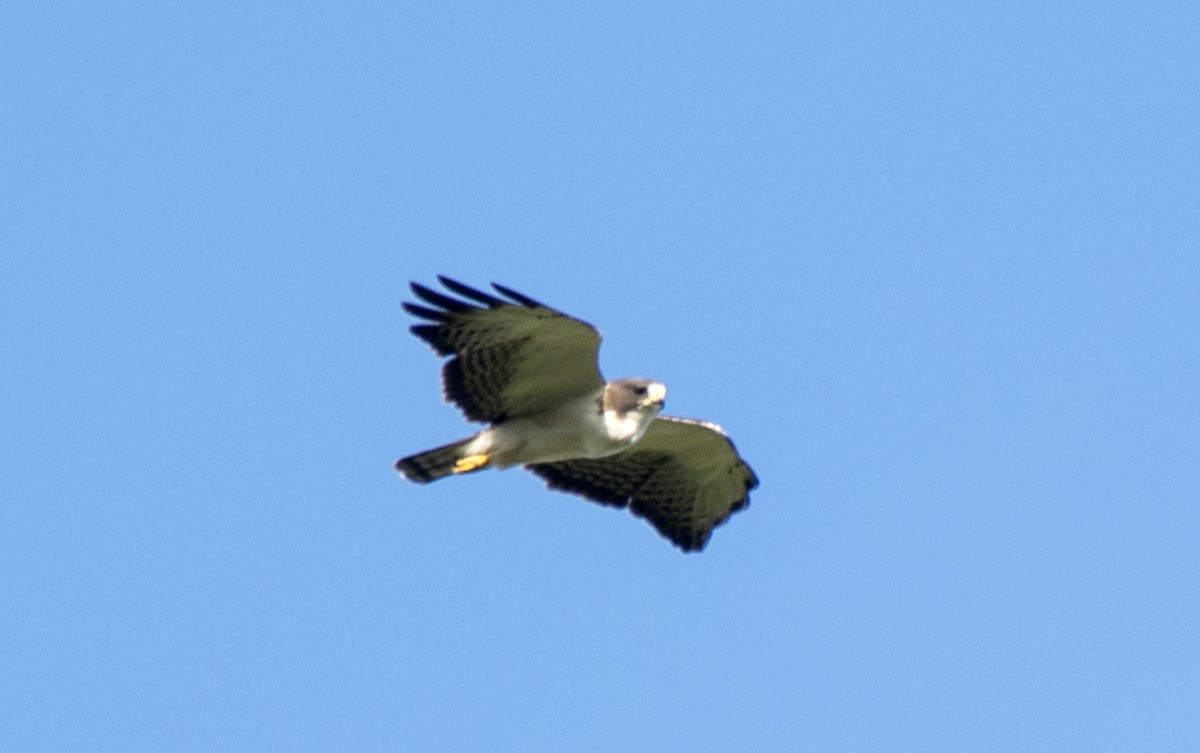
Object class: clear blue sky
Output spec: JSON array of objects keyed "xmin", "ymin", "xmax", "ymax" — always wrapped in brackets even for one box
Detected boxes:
[{"xmin": 4, "ymin": 2, "xmax": 1198, "ymax": 751}]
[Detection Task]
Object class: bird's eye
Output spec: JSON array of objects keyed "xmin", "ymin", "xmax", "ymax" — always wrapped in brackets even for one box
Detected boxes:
[{"xmin": 633, "ymin": 386, "xmax": 647, "ymax": 395}]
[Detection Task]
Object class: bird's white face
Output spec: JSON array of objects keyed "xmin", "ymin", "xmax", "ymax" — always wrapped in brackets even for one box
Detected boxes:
[
  {"xmin": 633, "ymin": 388, "xmax": 665, "ymax": 443},
  {"xmin": 601, "ymin": 378, "xmax": 667, "ymax": 445},
  {"xmin": 604, "ymin": 378, "xmax": 666, "ymax": 413}
]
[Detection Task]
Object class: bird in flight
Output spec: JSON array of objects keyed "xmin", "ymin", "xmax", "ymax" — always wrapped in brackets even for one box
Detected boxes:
[{"xmin": 395, "ymin": 276, "xmax": 758, "ymax": 552}]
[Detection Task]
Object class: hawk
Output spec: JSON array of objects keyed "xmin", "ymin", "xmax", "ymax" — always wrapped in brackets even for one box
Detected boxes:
[{"xmin": 395, "ymin": 276, "xmax": 758, "ymax": 552}]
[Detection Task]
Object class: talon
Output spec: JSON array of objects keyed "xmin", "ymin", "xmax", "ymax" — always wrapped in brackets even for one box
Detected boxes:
[{"xmin": 453, "ymin": 454, "xmax": 490, "ymax": 473}]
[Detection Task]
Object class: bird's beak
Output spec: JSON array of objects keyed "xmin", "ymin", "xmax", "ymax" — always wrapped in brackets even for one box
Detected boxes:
[{"xmin": 645, "ymin": 383, "xmax": 667, "ymax": 410}]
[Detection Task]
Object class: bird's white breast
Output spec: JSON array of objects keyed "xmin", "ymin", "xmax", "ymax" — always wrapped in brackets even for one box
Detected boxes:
[
  {"xmin": 479, "ymin": 392, "xmax": 655, "ymax": 468},
  {"xmin": 603, "ymin": 407, "xmax": 655, "ymax": 444}
]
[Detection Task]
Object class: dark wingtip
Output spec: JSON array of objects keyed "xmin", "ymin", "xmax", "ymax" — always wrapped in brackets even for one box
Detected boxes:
[
  {"xmin": 746, "ymin": 469, "xmax": 760, "ymax": 492},
  {"xmin": 410, "ymin": 281, "xmax": 472, "ymax": 313},
  {"xmin": 410, "ymin": 324, "xmax": 452, "ymax": 354},
  {"xmin": 438, "ymin": 276, "xmax": 506, "ymax": 307},
  {"xmin": 402, "ymin": 302, "xmax": 445, "ymax": 321},
  {"xmin": 492, "ymin": 282, "xmax": 543, "ymax": 308}
]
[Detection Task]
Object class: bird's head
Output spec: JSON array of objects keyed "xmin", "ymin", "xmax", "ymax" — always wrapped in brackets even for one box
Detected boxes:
[{"xmin": 607, "ymin": 378, "xmax": 666, "ymax": 415}]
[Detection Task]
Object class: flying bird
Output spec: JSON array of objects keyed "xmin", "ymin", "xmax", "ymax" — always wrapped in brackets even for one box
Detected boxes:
[{"xmin": 395, "ymin": 276, "xmax": 758, "ymax": 552}]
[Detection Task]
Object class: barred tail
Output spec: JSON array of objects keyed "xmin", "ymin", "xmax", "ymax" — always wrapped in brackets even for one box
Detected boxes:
[{"xmin": 395, "ymin": 435, "xmax": 481, "ymax": 483}]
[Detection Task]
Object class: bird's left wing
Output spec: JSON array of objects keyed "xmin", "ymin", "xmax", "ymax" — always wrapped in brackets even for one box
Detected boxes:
[
  {"xmin": 404, "ymin": 277, "xmax": 605, "ymax": 423},
  {"xmin": 527, "ymin": 416, "xmax": 758, "ymax": 552}
]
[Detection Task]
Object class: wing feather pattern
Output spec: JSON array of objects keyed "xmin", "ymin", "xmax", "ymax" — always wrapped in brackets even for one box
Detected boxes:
[
  {"xmin": 528, "ymin": 416, "xmax": 758, "ymax": 552},
  {"xmin": 405, "ymin": 277, "xmax": 604, "ymax": 423}
]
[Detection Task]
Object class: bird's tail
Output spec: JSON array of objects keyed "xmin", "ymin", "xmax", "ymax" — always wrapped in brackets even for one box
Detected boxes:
[{"xmin": 395, "ymin": 434, "xmax": 488, "ymax": 483}]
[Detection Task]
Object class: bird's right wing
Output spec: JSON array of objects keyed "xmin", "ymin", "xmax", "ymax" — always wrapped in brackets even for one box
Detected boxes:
[{"xmin": 527, "ymin": 416, "xmax": 758, "ymax": 552}]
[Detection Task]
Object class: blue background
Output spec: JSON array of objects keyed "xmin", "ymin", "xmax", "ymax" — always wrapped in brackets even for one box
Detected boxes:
[{"xmin": 4, "ymin": 2, "xmax": 1198, "ymax": 750}]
